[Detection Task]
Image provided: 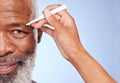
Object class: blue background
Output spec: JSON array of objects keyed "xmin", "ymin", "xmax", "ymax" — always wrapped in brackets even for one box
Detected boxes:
[{"xmin": 32, "ymin": 0, "xmax": 120, "ymax": 83}]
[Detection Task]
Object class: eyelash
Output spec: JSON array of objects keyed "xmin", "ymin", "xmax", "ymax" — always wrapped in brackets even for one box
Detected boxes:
[
  {"xmin": 10, "ymin": 29, "xmax": 29, "ymax": 39},
  {"xmin": 12, "ymin": 30, "xmax": 28, "ymax": 34}
]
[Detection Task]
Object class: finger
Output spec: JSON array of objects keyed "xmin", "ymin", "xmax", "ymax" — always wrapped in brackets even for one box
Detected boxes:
[
  {"xmin": 33, "ymin": 19, "xmax": 47, "ymax": 29},
  {"xmin": 44, "ymin": 4, "xmax": 71, "ymax": 19},
  {"xmin": 53, "ymin": 14, "xmax": 61, "ymax": 21},
  {"xmin": 31, "ymin": 15, "xmax": 61, "ymax": 29},
  {"xmin": 44, "ymin": 4, "xmax": 61, "ymax": 11},
  {"xmin": 31, "ymin": 22, "xmax": 37, "ymax": 27},
  {"xmin": 43, "ymin": 9, "xmax": 62, "ymax": 30},
  {"xmin": 39, "ymin": 26, "xmax": 53, "ymax": 36}
]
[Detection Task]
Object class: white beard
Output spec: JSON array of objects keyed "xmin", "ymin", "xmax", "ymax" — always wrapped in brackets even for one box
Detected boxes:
[
  {"xmin": 0, "ymin": 53, "xmax": 36, "ymax": 83},
  {"xmin": 13, "ymin": 54, "xmax": 35, "ymax": 83},
  {"xmin": 0, "ymin": 29, "xmax": 38, "ymax": 83}
]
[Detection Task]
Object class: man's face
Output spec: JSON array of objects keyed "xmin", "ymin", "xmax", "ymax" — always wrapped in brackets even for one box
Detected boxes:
[{"xmin": 0, "ymin": 0, "xmax": 37, "ymax": 82}]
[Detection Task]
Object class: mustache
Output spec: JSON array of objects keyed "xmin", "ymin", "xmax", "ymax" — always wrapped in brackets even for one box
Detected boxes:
[{"xmin": 0, "ymin": 55, "xmax": 27, "ymax": 64}]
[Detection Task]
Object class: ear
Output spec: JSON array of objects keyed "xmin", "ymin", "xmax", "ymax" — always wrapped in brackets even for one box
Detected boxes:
[{"xmin": 37, "ymin": 29, "xmax": 43, "ymax": 43}]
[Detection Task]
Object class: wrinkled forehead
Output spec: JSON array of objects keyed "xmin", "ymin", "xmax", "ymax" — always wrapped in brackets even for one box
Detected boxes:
[{"xmin": 0, "ymin": 0, "xmax": 34, "ymax": 18}]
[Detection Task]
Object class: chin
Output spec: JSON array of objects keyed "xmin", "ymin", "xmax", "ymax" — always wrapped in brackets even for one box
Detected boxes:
[{"xmin": 0, "ymin": 53, "xmax": 36, "ymax": 83}]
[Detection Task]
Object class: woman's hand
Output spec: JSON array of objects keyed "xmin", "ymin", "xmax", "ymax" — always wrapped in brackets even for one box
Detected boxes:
[
  {"xmin": 32, "ymin": 5, "xmax": 116, "ymax": 83},
  {"xmin": 32, "ymin": 5, "xmax": 82, "ymax": 60}
]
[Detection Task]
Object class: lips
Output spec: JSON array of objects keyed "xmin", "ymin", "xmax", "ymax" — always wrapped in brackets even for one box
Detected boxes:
[{"xmin": 0, "ymin": 62, "xmax": 18, "ymax": 74}]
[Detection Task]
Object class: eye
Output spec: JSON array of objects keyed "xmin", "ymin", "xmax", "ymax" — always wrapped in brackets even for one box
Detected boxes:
[
  {"xmin": 11, "ymin": 30, "xmax": 28, "ymax": 39},
  {"xmin": 13, "ymin": 30, "xmax": 24, "ymax": 34}
]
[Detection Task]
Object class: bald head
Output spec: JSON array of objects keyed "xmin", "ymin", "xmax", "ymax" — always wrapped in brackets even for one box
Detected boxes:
[{"xmin": 0, "ymin": 0, "xmax": 37, "ymax": 21}]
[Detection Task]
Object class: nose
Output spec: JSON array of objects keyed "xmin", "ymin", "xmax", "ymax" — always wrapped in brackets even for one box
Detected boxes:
[{"xmin": 0, "ymin": 33, "xmax": 15, "ymax": 57}]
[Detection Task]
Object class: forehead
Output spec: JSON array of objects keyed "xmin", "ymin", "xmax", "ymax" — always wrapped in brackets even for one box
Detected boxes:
[{"xmin": 0, "ymin": 0, "xmax": 32, "ymax": 18}]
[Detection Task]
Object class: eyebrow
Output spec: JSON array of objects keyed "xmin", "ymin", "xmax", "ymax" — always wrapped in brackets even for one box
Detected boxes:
[
  {"xmin": 6, "ymin": 22, "xmax": 33, "ymax": 30},
  {"xmin": 5, "ymin": 22, "xmax": 34, "ymax": 32},
  {"xmin": 8, "ymin": 22, "xmax": 26, "ymax": 28}
]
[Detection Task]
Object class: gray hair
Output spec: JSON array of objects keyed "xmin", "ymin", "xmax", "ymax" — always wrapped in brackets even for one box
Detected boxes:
[
  {"xmin": 28, "ymin": 0, "xmax": 40, "ymax": 43},
  {"xmin": 31, "ymin": 0, "xmax": 39, "ymax": 18}
]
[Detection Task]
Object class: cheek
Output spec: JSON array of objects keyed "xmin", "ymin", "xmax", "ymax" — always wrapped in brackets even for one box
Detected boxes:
[{"xmin": 12, "ymin": 34, "xmax": 36, "ymax": 55}]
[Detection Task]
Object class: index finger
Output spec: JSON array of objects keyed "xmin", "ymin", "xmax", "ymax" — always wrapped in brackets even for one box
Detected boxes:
[{"xmin": 43, "ymin": 4, "xmax": 70, "ymax": 17}]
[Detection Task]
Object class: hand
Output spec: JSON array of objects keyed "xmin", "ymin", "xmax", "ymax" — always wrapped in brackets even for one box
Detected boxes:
[
  {"xmin": 32, "ymin": 5, "xmax": 116, "ymax": 83},
  {"xmin": 32, "ymin": 5, "xmax": 82, "ymax": 60}
]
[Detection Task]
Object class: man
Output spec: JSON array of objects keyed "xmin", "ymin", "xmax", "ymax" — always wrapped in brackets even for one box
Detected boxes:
[
  {"xmin": 0, "ymin": 0, "xmax": 116, "ymax": 83},
  {"xmin": 0, "ymin": 0, "xmax": 39, "ymax": 83}
]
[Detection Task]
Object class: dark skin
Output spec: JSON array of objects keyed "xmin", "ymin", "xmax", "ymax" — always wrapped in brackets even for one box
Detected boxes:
[{"xmin": 0, "ymin": 0, "xmax": 42, "ymax": 75}]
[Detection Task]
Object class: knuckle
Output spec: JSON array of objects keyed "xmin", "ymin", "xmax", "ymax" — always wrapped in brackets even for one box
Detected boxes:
[{"xmin": 46, "ymin": 4, "xmax": 61, "ymax": 10}]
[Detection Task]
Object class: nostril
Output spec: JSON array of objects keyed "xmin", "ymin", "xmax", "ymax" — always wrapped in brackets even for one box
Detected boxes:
[{"xmin": 0, "ymin": 51, "xmax": 12, "ymax": 57}]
